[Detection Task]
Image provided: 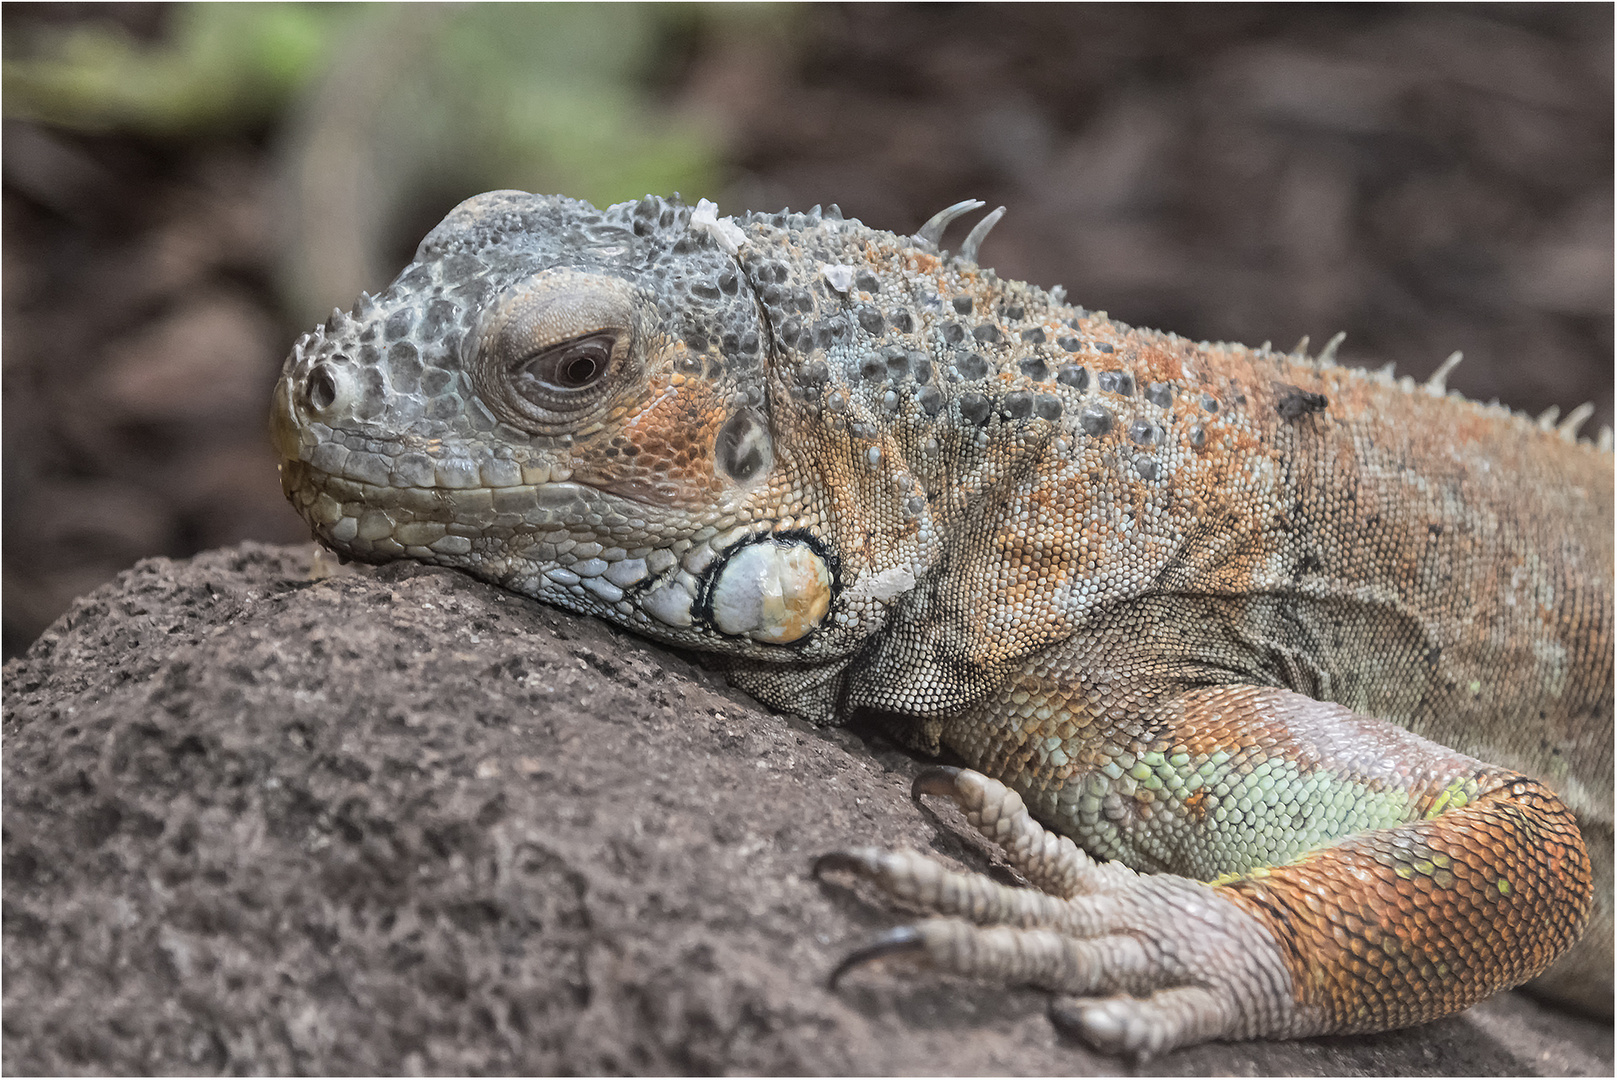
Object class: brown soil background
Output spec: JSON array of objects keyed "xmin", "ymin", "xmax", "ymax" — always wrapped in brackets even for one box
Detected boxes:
[{"xmin": 3, "ymin": 4, "xmax": 1613, "ymax": 1074}]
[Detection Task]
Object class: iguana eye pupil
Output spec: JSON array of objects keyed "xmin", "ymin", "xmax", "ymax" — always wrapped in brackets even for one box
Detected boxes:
[{"xmin": 563, "ymin": 355, "xmax": 599, "ymax": 386}]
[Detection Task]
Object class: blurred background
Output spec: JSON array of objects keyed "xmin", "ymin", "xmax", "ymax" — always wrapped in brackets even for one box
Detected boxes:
[{"xmin": 4, "ymin": 2, "xmax": 1611, "ymax": 657}]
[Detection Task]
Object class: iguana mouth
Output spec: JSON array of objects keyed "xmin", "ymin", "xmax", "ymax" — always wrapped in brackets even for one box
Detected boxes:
[
  {"xmin": 282, "ymin": 451, "xmax": 839, "ymax": 647},
  {"xmin": 280, "ymin": 455, "xmax": 604, "ymax": 557}
]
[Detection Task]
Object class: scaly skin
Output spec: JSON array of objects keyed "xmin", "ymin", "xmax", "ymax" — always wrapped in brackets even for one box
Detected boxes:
[{"xmin": 271, "ymin": 192, "xmax": 1611, "ymax": 1052}]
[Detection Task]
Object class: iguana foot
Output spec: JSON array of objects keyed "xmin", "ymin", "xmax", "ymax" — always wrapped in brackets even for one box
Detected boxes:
[{"xmin": 815, "ymin": 767, "xmax": 1310, "ymax": 1055}]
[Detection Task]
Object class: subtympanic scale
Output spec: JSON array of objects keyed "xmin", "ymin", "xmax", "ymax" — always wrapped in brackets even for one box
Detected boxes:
[{"xmin": 706, "ymin": 537, "xmax": 832, "ymax": 644}]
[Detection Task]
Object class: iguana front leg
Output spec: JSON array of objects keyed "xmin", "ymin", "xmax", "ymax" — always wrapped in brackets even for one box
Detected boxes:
[{"xmin": 819, "ymin": 685, "xmax": 1593, "ymax": 1054}]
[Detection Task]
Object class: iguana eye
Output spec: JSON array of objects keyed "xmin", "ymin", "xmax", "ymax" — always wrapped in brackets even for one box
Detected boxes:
[
  {"xmin": 472, "ymin": 269, "xmax": 641, "ymax": 434},
  {"xmin": 512, "ymin": 332, "xmax": 616, "ymax": 407}
]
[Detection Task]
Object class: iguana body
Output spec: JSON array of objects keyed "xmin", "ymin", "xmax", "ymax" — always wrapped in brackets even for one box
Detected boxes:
[{"xmin": 272, "ymin": 192, "xmax": 1611, "ymax": 1052}]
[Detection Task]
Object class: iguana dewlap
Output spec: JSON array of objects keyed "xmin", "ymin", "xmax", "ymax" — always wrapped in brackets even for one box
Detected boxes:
[{"xmin": 272, "ymin": 191, "xmax": 1612, "ymax": 1053}]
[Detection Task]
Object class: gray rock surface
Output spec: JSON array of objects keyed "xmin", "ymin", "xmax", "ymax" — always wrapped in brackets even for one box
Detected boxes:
[{"xmin": 4, "ymin": 543, "xmax": 1610, "ymax": 1074}]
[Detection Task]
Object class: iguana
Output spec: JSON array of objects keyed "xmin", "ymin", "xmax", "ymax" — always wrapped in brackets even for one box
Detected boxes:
[{"xmin": 271, "ymin": 191, "xmax": 1612, "ymax": 1054}]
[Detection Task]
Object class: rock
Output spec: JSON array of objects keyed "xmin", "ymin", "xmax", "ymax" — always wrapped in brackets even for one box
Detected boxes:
[{"xmin": 3, "ymin": 543, "xmax": 1610, "ymax": 1075}]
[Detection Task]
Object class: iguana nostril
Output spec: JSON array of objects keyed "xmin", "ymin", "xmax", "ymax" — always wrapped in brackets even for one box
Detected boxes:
[{"xmin": 305, "ymin": 364, "xmax": 340, "ymax": 412}]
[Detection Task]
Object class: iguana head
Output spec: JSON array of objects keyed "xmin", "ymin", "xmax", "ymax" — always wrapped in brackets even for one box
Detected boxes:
[{"xmin": 273, "ymin": 191, "xmax": 942, "ymax": 667}]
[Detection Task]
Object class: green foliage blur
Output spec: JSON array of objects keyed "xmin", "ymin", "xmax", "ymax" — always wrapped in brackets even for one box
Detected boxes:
[
  {"xmin": 3, "ymin": 4, "xmax": 360, "ymax": 135},
  {"xmin": 2, "ymin": 2, "xmax": 770, "ymax": 208}
]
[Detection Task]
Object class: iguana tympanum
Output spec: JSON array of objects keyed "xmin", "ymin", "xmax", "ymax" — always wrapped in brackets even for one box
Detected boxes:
[{"xmin": 272, "ymin": 192, "xmax": 1611, "ymax": 1054}]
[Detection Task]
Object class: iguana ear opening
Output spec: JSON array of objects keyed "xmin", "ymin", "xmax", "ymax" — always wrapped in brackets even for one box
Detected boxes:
[
  {"xmin": 715, "ymin": 408, "xmax": 774, "ymax": 486},
  {"xmin": 471, "ymin": 269, "xmax": 645, "ymax": 436}
]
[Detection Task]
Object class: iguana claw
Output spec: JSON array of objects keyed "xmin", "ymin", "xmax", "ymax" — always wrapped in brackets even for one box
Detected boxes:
[
  {"xmin": 810, "ymin": 849, "xmax": 880, "ymax": 880},
  {"xmin": 827, "ymin": 926, "xmax": 927, "ymax": 989},
  {"xmin": 910, "ymin": 765, "xmax": 963, "ymax": 801}
]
